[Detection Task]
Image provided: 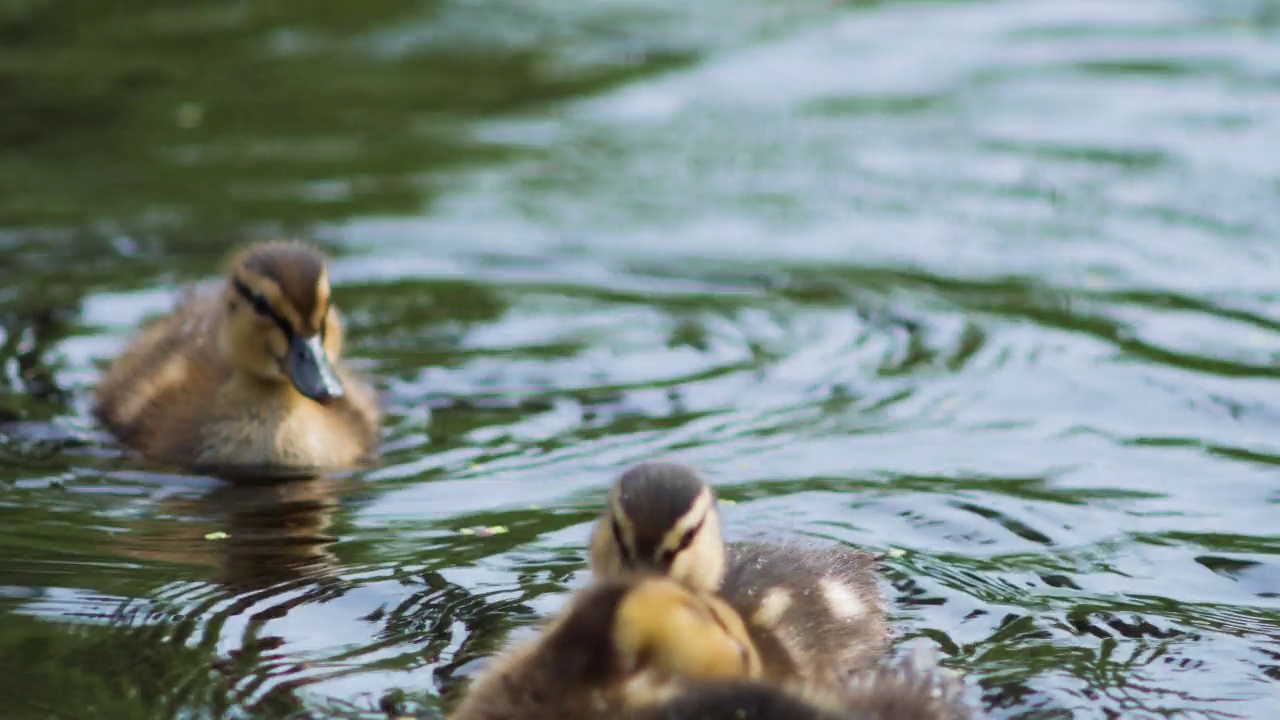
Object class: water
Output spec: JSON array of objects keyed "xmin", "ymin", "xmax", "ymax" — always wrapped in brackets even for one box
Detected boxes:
[{"xmin": 2, "ymin": 0, "xmax": 1279, "ymax": 717}]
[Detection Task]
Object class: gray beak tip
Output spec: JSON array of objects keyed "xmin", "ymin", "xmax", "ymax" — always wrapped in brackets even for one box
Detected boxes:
[
  {"xmin": 312, "ymin": 384, "xmax": 344, "ymax": 405},
  {"xmin": 286, "ymin": 334, "xmax": 345, "ymax": 404}
]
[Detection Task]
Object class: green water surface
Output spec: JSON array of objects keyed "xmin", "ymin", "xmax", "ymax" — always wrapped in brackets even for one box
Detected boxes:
[{"xmin": 2, "ymin": 0, "xmax": 1279, "ymax": 717}]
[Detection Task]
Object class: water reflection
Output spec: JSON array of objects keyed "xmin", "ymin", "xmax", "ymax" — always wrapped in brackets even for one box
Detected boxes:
[
  {"xmin": 0, "ymin": 301, "xmax": 74, "ymax": 423},
  {"xmin": 70, "ymin": 470, "xmax": 545, "ymax": 717},
  {"xmin": 117, "ymin": 476, "xmax": 344, "ymax": 590}
]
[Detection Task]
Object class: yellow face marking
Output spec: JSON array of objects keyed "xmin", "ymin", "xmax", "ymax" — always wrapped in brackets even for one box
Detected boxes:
[
  {"xmin": 309, "ymin": 267, "xmax": 331, "ymax": 333},
  {"xmin": 608, "ymin": 489, "xmax": 639, "ymax": 561},
  {"xmin": 654, "ymin": 487, "xmax": 714, "ymax": 563},
  {"xmin": 596, "ymin": 484, "xmax": 726, "ymax": 592},
  {"xmin": 613, "ymin": 579, "xmax": 761, "ymax": 680},
  {"xmin": 701, "ymin": 593, "xmax": 764, "ymax": 677}
]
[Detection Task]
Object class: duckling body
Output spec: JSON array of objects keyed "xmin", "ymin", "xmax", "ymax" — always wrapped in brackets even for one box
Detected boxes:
[
  {"xmin": 447, "ymin": 576, "xmax": 763, "ymax": 720},
  {"xmin": 628, "ymin": 648, "xmax": 977, "ymax": 720},
  {"xmin": 94, "ymin": 241, "xmax": 381, "ymax": 476},
  {"xmin": 720, "ymin": 540, "xmax": 887, "ymax": 687},
  {"xmin": 589, "ymin": 463, "xmax": 889, "ymax": 691}
]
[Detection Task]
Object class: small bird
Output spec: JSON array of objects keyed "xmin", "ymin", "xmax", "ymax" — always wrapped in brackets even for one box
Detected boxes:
[
  {"xmin": 94, "ymin": 240, "xmax": 381, "ymax": 477},
  {"xmin": 589, "ymin": 462, "xmax": 889, "ymax": 691},
  {"xmin": 626, "ymin": 647, "xmax": 978, "ymax": 720},
  {"xmin": 446, "ymin": 575, "xmax": 764, "ymax": 720}
]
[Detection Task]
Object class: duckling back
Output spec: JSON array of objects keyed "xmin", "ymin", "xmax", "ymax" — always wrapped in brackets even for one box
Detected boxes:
[
  {"xmin": 626, "ymin": 649, "xmax": 977, "ymax": 720},
  {"xmin": 837, "ymin": 648, "xmax": 976, "ymax": 720},
  {"xmin": 628, "ymin": 680, "xmax": 848, "ymax": 720},
  {"xmin": 94, "ymin": 284, "xmax": 236, "ymax": 462},
  {"xmin": 447, "ymin": 582, "xmax": 637, "ymax": 720},
  {"xmin": 721, "ymin": 541, "xmax": 889, "ymax": 688}
]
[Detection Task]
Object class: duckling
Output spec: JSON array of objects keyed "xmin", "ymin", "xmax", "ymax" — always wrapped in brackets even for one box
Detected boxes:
[
  {"xmin": 447, "ymin": 575, "xmax": 764, "ymax": 720},
  {"xmin": 627, "ymin": 647, "xmax": 978, "ymax": 720},
  {"xmin": 94, "ymin": 240, "xmax": 381, "ymax": 477},
  {"xmin": 589, "ymin": 462, "xmax": 889, "ymax": 691}
]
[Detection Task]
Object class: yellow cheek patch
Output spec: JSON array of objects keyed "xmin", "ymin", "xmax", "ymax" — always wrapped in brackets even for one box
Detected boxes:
[
  {"xmin": 309, "ymin": 270, "xmax": 331, "ymax": 332},
  {"xmin": 609, "ymin": 494, "xmax": 639, "ymax": 562}
]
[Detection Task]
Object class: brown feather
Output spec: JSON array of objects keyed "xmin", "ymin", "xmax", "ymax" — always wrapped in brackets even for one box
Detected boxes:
[
  {"xmin": 721, "ymin": 542, "xmax": 889, "ymax": 687},
  {"xmin": 235, "ymin": 240, "xmax": 328, "ymax": 333}
]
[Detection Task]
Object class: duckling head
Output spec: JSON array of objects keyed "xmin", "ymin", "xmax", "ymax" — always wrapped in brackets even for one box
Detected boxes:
[
  {"xmin": 218, "ymin": 240, "xmax": 345, "ymax": 404},
  {"xmin": 589, "ymin": 462, "xmax": 727, "ymax": 592},
  {"xmin": 610, "ymin": 577, "xmax": 762, "ymax": 680}
]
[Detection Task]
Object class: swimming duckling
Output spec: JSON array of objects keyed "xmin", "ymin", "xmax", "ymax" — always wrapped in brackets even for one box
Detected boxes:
[
  {"xmin": 447, "ymin": 576, "xmax": 763, "ymax": 720},
  {"xmin": 589, "ymin": 462, "xmax": 889, "ymax": 691},
  {"xmin": 94, "ymin": 240, "xmax": 381, "ymax": 477},
  {"xmin": 627, "ymin": 647, "xmax": 978, "ymax": 720}
]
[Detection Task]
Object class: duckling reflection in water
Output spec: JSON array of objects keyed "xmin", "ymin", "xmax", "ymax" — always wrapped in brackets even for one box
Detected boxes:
[
  {"xmin": 590, "ymin": 462, "xmax": 889, "ymax": 691},
  {"xmin": 94, "ymin": 240, "xmax": 381, "ymax": 476},
  {"xmin": 114, "ymin": 475, "xmax": 345, "ymax": 591},
  {"xmin": 446, "ymin": 576, "xmax": 763, "ymax": 720}
]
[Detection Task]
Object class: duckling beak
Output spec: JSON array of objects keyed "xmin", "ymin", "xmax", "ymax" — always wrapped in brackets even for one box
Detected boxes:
[{"xmin": 286, "ymin": 334, "xmax": 345, "ymax": 404}]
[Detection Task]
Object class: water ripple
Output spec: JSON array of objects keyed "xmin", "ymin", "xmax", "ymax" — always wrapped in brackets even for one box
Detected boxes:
[{"xmin": 3, "ymin": 0, "xmax": 1280, "ymax": 717}]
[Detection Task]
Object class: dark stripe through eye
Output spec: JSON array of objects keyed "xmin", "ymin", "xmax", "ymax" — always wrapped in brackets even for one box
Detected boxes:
[
  {"xmin": 611, "ymin": 518, "xmax": 633, "ymax": 567},
  {"xmin": 234, "ymin": 279, "xmax": 293, "ymax": 337},
  {"xmin": 658, "ymin": 515, "xmax": 706, "ymax": 569}
]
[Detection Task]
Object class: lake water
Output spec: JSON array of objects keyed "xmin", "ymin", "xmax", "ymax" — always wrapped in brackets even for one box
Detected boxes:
[{"xmin": 1, "ymin": 0, "xmax": 1279, "ymax": 717}]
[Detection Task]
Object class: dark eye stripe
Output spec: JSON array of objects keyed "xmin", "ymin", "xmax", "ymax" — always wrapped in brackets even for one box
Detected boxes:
[
  {"xmin": 673, "ymin": 516, "xmax": 705, "ymax": 554},
  {"xmin": 658, "ymin": 514, "xmax": 706, "ymax": 568},
  {"xmin": 611, "ymin": 518, "xmax": 633, "ymax": 567},
  {"xmin": 234, "ymin": 278, "xmax": 294, "ymax": 338}
]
